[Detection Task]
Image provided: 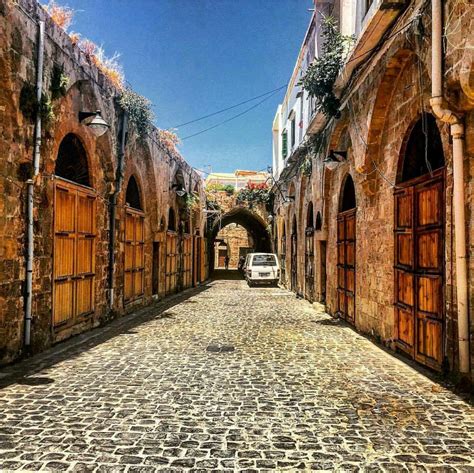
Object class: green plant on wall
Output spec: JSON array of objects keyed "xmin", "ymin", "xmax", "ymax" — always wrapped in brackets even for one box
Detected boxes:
[
  {"xmin": 206, "ymin": 183, "xmax": 235, "ymax": 195},
  {"xmin": 119, "ymin": 87, "xmax": 154, "ymax": 139},
  {"xmin": 50, "ymin": 65, "xmax": 69, "ymax": 100},
  {"xmin": 185, "ymin": 192, "xmax": 200, "ymax": 213},
  {"xmin": 299, "ymin": 16, "xmax": 353, "ymax": 119},
  {"xmin": 19, "ymin": 83, "xmax": 55, "ymax": 125}
]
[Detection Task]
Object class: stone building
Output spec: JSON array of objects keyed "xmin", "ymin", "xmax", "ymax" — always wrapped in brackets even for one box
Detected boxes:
[
  {"xmin": 214, "ymin": 223, "xmax": 253, "ymax": 269},
  {"xmin": 0, "ymin": 0, "xmax": 207, "ymax": 364},
  {"xmin": 273, "ymin": 0, "xmax": 474, "ymax": 380}
]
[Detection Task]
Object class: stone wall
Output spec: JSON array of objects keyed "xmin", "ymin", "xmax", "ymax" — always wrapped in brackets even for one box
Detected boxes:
[
  {"xmin": 0, "ymin": 0, "xmax": 206, "ymax": 364},
  {"xmin": 274, "ymin": 0, "xmax": 474, "ymax": 379},
  {"xmin": 215, "ymin": 224, "xmax": 253, "ymax": 269}
]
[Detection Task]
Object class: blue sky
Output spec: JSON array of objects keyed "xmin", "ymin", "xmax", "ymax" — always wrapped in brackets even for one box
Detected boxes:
[{"xmin": 61, "ymin": 0, "xmax": 312, "ymax": 173}]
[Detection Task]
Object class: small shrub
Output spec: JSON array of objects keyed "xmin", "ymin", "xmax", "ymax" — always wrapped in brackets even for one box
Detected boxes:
[
  {"xmin": 236, "ymin": 182, "xmax": 271, "ymax": 207},
  {"xmin": 43, "ymin": 1, "xmax": 74, "ymax": 31},
  {"xmin": 19, "ymin": 83, "xmax": 55, "ymax": 125},
  {"xmin": 69, "ymin": 31, "xmax": 81, "ymax": 45},
  {"xmin": 300, "ymin": 157, "xmax": 312, "ymax": 177},
  {"xmin": 119, "ymin": 88, "xmax": 154, "ymax": 139},
  {"xmin": 158, "ymin": 129, "xmax": 180, "ymax": 154}
]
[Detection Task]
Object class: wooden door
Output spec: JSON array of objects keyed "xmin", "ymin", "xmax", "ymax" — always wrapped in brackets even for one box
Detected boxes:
[
  {"xmin": 53, "ymin": 179, "xmax": 95, "ymax": 328},
  {"xmin": 218, "ymin": 249, "xmax": 226, "ymax": 268},
  {"xmin": 152, "ymin": 242, "xmax": 160, "ymax": 296},
  {"xmin": 305, "ymin": 229, "xmax": 314, "ymax": 301},
  {"xmin": 182, "ymin": 235, "xmax": 192, "ymax": 289},
  {"xmin": 203, "ymin": 238, "xmax": 209, "ymax": 280},
  {"xmin": 337, "ymin": 209, "xmax": 356, "ymax": 324},
  {"xmin": 291, "ymin": 233, "xmax": 297, "ymax": 291},
  {"xmin": 280, "ymin": 236, "xmax": 286, "ymax": 285},
  {"xmin": 124, "ymin": 208, "xmax": 145, "ymax": 303},
  {"xmin": 394, "ymin": 171, "xmax": 444, "ymax": 370},
  {"xmin": 165, "ymin": 232, "xmax": 178, "ymax": 294}
]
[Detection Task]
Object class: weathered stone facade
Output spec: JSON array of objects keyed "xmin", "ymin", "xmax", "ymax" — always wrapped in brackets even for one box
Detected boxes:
[
  {"xmin": 0, "ymin": 0, "xmax": 207, "ymax": 364},
  {"xmin": 214, "ymin": 224, "xmax": 253, "ymax": 269},
  {"xmin": 274, "ymin": 0, "xmax": 474, "ymax": 381}
]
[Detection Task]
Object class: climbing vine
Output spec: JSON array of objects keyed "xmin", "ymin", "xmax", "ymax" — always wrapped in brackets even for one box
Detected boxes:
[
  {"xmin": 299, "ymin": 16, "xmax": 353, "ymax": 119},
  {"xmin": 119, "ymin": 88, "xmax": 154, "ymax": 139}
]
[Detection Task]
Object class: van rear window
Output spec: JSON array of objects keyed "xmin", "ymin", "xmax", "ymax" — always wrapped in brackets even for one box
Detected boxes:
[{"xmin": 252, "ymin": 255, "xmax": 277, "ymax": 266}]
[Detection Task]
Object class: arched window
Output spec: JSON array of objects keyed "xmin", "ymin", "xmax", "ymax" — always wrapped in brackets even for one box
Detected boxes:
[
  {"xmin": 125, "ymin": 176, "xmax": 142, "ymax": 210},
  {"xmin": 399, "ymin": 113, "xmax": 444, "ymax": 183},
  {"xmin": 340, "ymin": 175, "xmax": 356, "ymax": 212},
  {"xmin": 315, "ymin": 211, "xmax": 322, "ymax": 231},
  {"xmin": 55, "ymin": 133, "xmax": 90, "ymax": 186},
  {"xmin": 306, "ymin": 202, "xmax": 314, "ymax": 229},
  {"xmin": 168, "ymin": 207, "xmax": 176, "ymax": 231},
  {"xmin": 292, "ymin": 215, "xmax": 297, "ymax": 236}
]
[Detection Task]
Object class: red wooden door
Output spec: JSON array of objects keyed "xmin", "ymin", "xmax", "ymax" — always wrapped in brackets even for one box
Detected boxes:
[
  {"xmin": 53, "ymin": 179, "xmax": 95, "ymax": 328},
  {"xmin": 394, "ymin": 171, "xmax": 444, "ymax": 370},
  {"xmin": 124, "ymin": 207, "xmax": 145, "ymax": 303},
  {"xmin": 337, "ymin": 209, "xmax": 356, "ymax": 324}
]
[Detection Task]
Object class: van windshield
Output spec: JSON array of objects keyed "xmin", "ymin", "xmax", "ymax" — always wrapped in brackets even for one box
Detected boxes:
[{"xmin": 252, "ymin": 255, "xmax": 277, "ymax": 266}]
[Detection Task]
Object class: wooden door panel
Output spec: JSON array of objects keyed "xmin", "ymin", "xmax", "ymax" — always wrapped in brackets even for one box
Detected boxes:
[
  {"xmin": 76, "ymin": 278, "xmax": 93, "ymax": 315},
  {"xmin": 346, "ymin": 242, "xmax": 355, "ymax": 266},
  {"xmin": 397, "ymin": 308, "xmax": 414, "ymax": 348},
  {"xmin": 77, "ymin": 195, "xmax": 94, "ymax": 233},
  {"xmin": 337, "ymin": 243, "xmax": 344, "ymax": 265},
  {"xmin": 54, "ymin": 280, "xmax": 74, "ymax": 325},
  {"xmin": 416, "ymin": 316, "xmax": 443, "ymax": 364},
  {"xmin": 346, "ymin": 268, "xmax": 355, "ymax": 293},
  {"xmin": 416, "ymin": 185, "xmax": 441, "ymax": 227},
  {"xmin": 395, "ymin": 192, "xmax": 412, "ymax": 228},
  {"xmin": 417, "ymin": 275, "xmax": 441, "ymax": 315},
  {"xmin": 124, "ymin": 208, "xmax": 145, "ymax": 303},
  {"xmin": 396, "ymin": 234, "xmax": 412, "ymax": 267},
  {"xmin": 54, "ymin": 236, "xmax": 75, "ymax": 277},
  {"xmin": 55, "ymin": 188, "xmax": 75, "ymax": 232},
  {"xmin": 396, "ymin": 270, "xmax": 414, "ymax": 307},
  {"xmin": 346, "ymin": 293, "xmax": 355, "ymax": 321},
  {"xmin": 76, "ymin": 238, "xmax": 93, "ymax": 274},
  {"xmin": 417, "ymin": 231, "xmax": 441, "ymax": 271},
  {"xmin": 134, "ymin": 270, "xmax": 144, "ymax": 296}
]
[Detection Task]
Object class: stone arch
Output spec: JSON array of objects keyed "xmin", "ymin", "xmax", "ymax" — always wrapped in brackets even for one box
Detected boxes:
[
  {"xmin": 306, "ymin": 201, "xmax": 314, "ymax": 229},
  {"xmin": 315, "ymin": 211, "xmax": 322, "ymax": 231},
  {"xmin": 209, "ymin": 207, "xmax": 271, "ymax": 272},
  {"xmin": 55, "ymin": 133, "xmax": 90, "ymax": 186},
  {"xmin": 339, "ymin": 174, "xmax": 357, "ymax": 212},
  {"xmin": 125, "ymin": 175, "xmax": 143, "ymax": 211},
  {"xmin": 396, "ymin": 113, "xmax": 445, "ymax": 184},
  {"xmin": 168, "ymin": 207, "xmax": 176, "ymax": 231},
  {"xmin": 362, "ymin": 48, "xmax": 417, "ymax": 173}
]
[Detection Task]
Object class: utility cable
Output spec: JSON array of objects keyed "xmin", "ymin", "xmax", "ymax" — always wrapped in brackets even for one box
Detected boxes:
[
  {"xmin": 181, "ymin": 89, "xmax": 281, "ymax": 141},
  {"xmin": 171, "ymin": 84, "xmax": 288, "ymax": 129}
]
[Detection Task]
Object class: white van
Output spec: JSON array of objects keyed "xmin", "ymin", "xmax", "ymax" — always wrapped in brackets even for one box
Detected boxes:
[{"xmin": 244, "ymin": 253, "xmax": 280, "ymax": 286}]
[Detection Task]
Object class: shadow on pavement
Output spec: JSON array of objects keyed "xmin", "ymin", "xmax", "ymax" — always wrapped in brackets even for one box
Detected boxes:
[
  {"xmin": 211, "ymin": 269, "xmax": 244, "ymax": 280},
  {"xmin": 0, "ymin": 283, "xmax": 211, "ymax": 390}
]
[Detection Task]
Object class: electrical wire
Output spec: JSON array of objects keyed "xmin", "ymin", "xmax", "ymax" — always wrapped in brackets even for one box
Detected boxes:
[
  {"xmin": 180, "ymin": 89, "xmax": 282, "ymax": 141},
  {"xmin": 171, "ymin": 84, "xmax": 288, "ymax": 129}
]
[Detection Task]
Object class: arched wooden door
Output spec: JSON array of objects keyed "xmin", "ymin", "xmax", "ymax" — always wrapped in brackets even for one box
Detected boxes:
[
  {"xmin": 394, "ymin": 115, "xmax": 445, "ymax": 370},
  {"xmin": 280, "ymin": 222, "xmax": 286, "ymax": 285},
  {"xmin": 291, "ymin": 217, "xmax": 297, "ymax": 292},
  {"xmin": 124, "ymin": 177, "xmax": 145, "ymax": 303},
  {"xmin": 165, "ymin": 208, "xmax": 178, "ymax": 295},
  {"xmin": 305, "ymin": 203, "xmax": 315, "ymax": 302},
  {"xmin": 53, "ymin": 134, "xmax": 96, "ymax": 329},
  {"xmin": 337, "ymin": 176, "xmax": 356, "ymax": 324}
]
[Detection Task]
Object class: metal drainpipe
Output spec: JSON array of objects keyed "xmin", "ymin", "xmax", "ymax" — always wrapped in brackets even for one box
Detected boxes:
[
  {"xmin": 430, "ymin": 0, "xmax": 470, "ymax": 374},
  {"xmin": 24, "ymin": 20, "xmax": 45, "ymax": 348},
  {"xmin": 108, "ymin": 112, "xmax": 128, "ymax": 309}
]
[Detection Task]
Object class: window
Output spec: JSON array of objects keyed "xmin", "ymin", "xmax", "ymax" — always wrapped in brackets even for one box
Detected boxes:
[
  {"xmin": 282, "ymin": 130, "xmax": 288, "ymax": 160},
  {"xmin": 291, "ymin": 117, "xmax": 296, "ymax": 148},
  {"xmin": 252, "ymin": 254, "xmax": 277, "ymax": 267}
]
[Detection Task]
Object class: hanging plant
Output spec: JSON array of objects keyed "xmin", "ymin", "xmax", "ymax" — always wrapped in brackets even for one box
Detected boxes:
[
  {"xmin": 300, "ymin": 157, "xmax": 312, "ymax": 177},
  {"xmin": 299, "ymin": 16, "xmax": 353, "ymax": 119},
  {"xmin": 19, "ymin": 83, "xmax": 55, "ymax": 125},
  {"xmin": 119, "ymin": 87, "xmax": 154, "ymax": 139},
  {"xmin": 184, "ymin": 191, "xmax": 200, "ymax": 213},
  {"xmin": 236, "ymin": 182, "xmax": 272, "ymax": 207},
  {"xmin": 50, "ymin": 64, "xmax": 69, "ymax": 99}
]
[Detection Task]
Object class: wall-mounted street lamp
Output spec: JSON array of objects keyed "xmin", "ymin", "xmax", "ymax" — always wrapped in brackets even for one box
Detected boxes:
[
  {"xmin": 282, "ymin": 195, "xmax": 295, "ymax": 207},
  {"xmin": 78, "ymin": 110, "xmax": 110, "ymax": 137},
  {"xmin": 171, "ymin": 183, "xmax": 186, "ymax": 197},
  {"xmin": 323, "ymin": 150, "xmax": 347, "ymax": 170}
]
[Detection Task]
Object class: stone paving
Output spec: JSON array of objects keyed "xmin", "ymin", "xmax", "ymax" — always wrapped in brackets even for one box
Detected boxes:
[{"xmin": 0, "ymin": 273, "xmax": 473, "ymax": 472}]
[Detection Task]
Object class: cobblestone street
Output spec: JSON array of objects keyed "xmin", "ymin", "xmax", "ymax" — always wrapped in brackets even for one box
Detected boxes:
[{"xmin": 0, "ymin": 273, "xmax": 473, "ymax": 472}]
